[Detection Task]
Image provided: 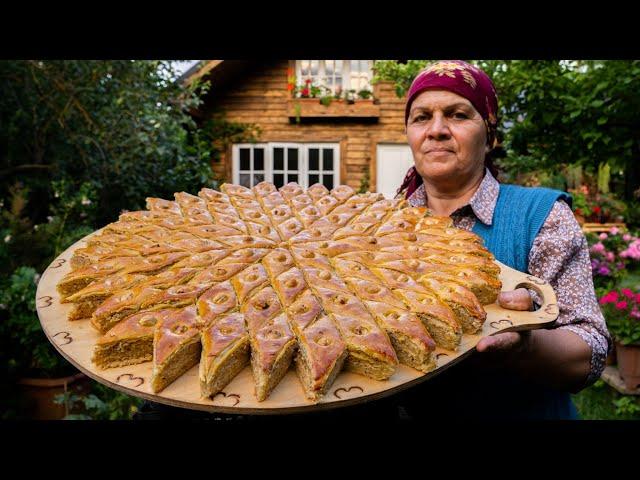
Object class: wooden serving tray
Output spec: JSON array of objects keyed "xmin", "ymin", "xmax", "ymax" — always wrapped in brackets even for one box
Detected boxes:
[{"xmin": 36, "ymin": 230, "xmax": 560, "ymax": 415}]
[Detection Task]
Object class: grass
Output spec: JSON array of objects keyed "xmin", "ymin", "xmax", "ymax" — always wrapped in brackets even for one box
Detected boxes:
[{"xmin": 572, "ymin": 379, "xmax": 640, "ymax": 420}]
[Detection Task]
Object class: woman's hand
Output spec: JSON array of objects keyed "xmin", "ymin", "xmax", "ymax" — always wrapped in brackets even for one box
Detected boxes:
[
  {"xmin": 475, "ymin": 288, "xmax": 591, "ymax": 391},
  {"xmin": 496, "ymin": 288, "xmax": 533, "ymax": 311},
  {"xmin": 476, "ymin": 331, "xmax": 531, "ymax": 354},
  {"xmin": 476, "ymin": 288, "xmax": 533, "ymax": 354}
]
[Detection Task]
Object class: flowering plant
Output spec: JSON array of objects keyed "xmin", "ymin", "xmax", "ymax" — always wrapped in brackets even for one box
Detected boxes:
[
  {"xmin": 599, "ymin": 289, "xmax": 640, "ymax": 345},
  {"xmin": 293, "ymin": 79, "xmax": 329, "ymax": 99},
  {"xmin": 570, "ymin": 186, "xmax": 626, "ymax": 223},
  {"xmin": 287, "ymin": 68, "xmax": 296, "ymax": 94},
  {"xmin": 587, "ymin": 227, "xmax": 640, "ymax": 293}
]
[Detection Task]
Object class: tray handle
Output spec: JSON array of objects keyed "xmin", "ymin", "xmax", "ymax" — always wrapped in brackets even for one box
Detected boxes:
[{"xmin": 496, "ymin": 267, "xmax": 560, "ymax": 328}]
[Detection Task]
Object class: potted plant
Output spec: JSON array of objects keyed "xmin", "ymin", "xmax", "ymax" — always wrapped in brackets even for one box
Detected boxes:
[
  {"xmin": 344, "ymin": 89, "xmax": 356, "ymax": 104},
  {"xmin": 357, "ymin": 88, "xmax": 373, "ymax": 100},
  {"xmin": 599, "ymin": 288, "xmax": 640, "ymax": 390},
  {"xmin": 0, "ymin": 266, "xmax": 88, "ymax": 419}
]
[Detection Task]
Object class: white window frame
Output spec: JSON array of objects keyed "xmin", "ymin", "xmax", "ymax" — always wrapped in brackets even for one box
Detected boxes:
[
  {"xmin": 232, "ymin": 143, "xmax": 268, "ymax": 188},
  {"xmin": 295, "ymin": 60, "xmax": 373, "ymax": 96},
  {"xmin": 304, "ymin": 143, "xmax": 340, "ymax": 191},
  {"xmin": 232, "ymin": 143, "xmax": 340, "ymax": 189}
]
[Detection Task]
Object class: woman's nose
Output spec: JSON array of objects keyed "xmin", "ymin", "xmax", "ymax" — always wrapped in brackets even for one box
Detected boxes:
[{"xmin": 426, "ymin": 113, "xmax": 451, "ymax": 139}]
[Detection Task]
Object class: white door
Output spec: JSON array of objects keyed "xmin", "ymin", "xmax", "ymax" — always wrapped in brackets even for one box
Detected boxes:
[{"xmin": 376, "ymin": 144, "xmax": 415, "ymax": 198}]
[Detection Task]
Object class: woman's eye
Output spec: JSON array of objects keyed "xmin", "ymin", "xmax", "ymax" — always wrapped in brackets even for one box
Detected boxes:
[{"xmin": 453, "ymin": 112, "xmax": 468, "ymax": 119}]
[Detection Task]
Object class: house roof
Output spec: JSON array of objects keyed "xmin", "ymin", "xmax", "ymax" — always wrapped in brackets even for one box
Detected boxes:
[
  {"xmin": 178, "ymin": 60, "xmax": 223, "ymax": 85},
  {"xmin": 178, "ymin": 60, "xmax": 256, "ymax": 92}
]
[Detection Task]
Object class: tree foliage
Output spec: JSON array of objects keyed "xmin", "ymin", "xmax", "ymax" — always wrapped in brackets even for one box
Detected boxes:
[
  {"xmin": 1, "ymin": 61, "xmax": 212, "ymax": 226},
  {"xmin": 0, "ymin": 60, "xmax": 258, "ymax": 386},
  {"xmin": 0, "ymin": 60, "xmax": 258, "ymax": 274},
  {"xmin": 373, "ymin": 60, "xmax": 640, "ymax": 212}
]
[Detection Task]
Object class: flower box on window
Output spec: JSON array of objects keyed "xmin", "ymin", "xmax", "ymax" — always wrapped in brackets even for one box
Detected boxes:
[{"xmin": 286, "ymin": 98, "xmax": 380, "ymax": 120}]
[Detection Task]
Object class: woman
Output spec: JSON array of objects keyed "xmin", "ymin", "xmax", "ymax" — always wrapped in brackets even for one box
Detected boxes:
[{"xmin": 393, "ymin": 60, "xmax": 611, "ymax": 420}]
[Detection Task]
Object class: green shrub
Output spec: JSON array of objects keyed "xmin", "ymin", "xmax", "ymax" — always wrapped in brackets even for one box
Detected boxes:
[
  {"xmin": 0, "ymin": 266, "xmax": 76, "ymax": 378},
  {"xmin": 55, "ymin": 382, "xmax": 144, "ymax": 420}
]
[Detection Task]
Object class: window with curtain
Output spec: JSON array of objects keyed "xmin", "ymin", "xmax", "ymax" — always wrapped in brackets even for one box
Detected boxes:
[{"xmin": 295, "ymin": 60, "xmax": 373, "ymax": 95}]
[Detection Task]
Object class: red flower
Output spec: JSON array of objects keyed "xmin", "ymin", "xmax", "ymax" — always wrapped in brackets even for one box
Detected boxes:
[
  {"xmin": 615, "ymin": 301, "xmax": 628, "ymax": 310},
  {"xmin": 622, "ymin": 288, "xmax": 635, "ymax": 299},
  {"xmin": 600, "ymin": 291, "xmax": 619, "ymax": 304},
  {"xmin": 593, "ymin": 206, "xmax": 601, "ymax": 213},
  {"xmin": 301, "ymin": 87, "xmax": 309, "ymax": 97},
  {"xmin": 305, "ymin": 79, "xmax": 311, "ymax": 84}
]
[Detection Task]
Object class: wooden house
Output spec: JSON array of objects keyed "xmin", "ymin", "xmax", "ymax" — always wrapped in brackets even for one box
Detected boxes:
[{"xmin": 182, "ymin": 60, "xmax": 414, "ymax": 198}]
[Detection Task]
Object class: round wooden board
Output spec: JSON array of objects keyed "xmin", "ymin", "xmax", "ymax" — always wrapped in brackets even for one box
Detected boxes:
[{"xmin": 36, "ymin": 229, "xmax": 560, "ymax": 415}]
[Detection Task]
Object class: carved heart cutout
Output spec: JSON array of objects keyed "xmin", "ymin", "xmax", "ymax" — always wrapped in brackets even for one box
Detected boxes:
[
  {"xmin": 52, "ymin": 331, "xmax": 73, "ymax": 345},
  {"xmin": 333, "ymin": 386, "xmax": 364, "ymax": 399},
  {"xmin": 525, "ymin": 275, "xmax": 546, "ymax": 286},
  {"xmin": 212, "ymin": 391, "xmax": 240, "ymax": 407},
  {"xmin": 116, "ymin": 373, "xmax": 144, "ymax": 388},
  {"xmin": 49, "ymin": 258, "xmax": 67, "ymax": 269},
  {"xmin": 489, "ymin": 318, "xmax": 513, "ymax": 329},
  {"xmin": 37, "ymin": 296, "xmax": 53, "ymax": 308}
]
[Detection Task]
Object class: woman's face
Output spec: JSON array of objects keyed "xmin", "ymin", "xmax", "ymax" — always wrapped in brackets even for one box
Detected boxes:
[{"xmin": 406, "ymin": 89, "xmax": 488, "ymax": 185}]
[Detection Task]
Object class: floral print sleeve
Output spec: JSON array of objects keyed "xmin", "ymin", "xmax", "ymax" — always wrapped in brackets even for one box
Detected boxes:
[{"xmin": 528, "ymin": 200, "xmax": 612, "ymax": 387}]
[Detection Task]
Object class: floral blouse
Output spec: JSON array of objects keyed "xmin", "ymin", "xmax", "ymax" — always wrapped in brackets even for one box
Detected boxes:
[{"xmin": 407, "ymin": 169, "xmax": 612, "ymax": 387}]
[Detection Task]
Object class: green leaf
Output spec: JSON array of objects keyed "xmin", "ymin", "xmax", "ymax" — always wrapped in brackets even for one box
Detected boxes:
[
  {"xmin": 63, "ymin": 414, "xmax": 93, "ymax": 420},
  {"xmin": 597, "ymin": 117, "xmax": 608, "ymax": 125}
]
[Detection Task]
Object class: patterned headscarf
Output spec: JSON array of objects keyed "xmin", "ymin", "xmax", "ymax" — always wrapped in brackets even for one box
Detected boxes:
[{"xmin": 398, "ymin": 60, "xmax": 499, "ymax": 199}]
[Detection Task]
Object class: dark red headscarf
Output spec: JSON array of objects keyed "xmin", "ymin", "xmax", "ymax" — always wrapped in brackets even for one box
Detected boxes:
[{"xmin": 398, "ymin": 60, "xmax": 499, "ymax": 199}]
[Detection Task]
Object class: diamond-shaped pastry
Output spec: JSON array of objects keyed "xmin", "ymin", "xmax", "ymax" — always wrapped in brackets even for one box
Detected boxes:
[{"xmin": 59, "ymin": 181, "xmax": 501, "ymax": 402}]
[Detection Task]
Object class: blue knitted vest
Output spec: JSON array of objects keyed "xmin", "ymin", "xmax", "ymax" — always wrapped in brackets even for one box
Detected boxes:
[
  {"xmin": 472, "ymin": 184, "xmax": 572, "ymax": 272},
  {"xmin": 398, "ymin": 183, "xmax": 581, "ymax": 419},
  {"xmin": 474, "ymin": 183, "xmax": 577, "ymax": 419}
]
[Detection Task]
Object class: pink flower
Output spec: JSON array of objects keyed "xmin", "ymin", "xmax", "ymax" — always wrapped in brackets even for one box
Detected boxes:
[
  {"xmin": 616, "ymin": 301, "xmax": 628, "ymax": 310},
  {"xmin": 621, "ymin": 241, "xmax": 640, "ymax": 260},
  {"xmin": 598, "ymin": 265, "xmax": 611, "ymax": 276},
  {"xmin": 636, "ymin": 293, "xmax": 640, "ymax": 303},
  {"xmin": 591, "ymin": 242, "xmax": 605, "ymax": 254},
  {"xmin": 622, "ymin": 288, "xmax": 635, "ymax": 299},
  {"xmin": 599, "ymin": 233, "xmax": 608, "ymax": 240},
  {"xmin": 623, "ymin": 234, "xmax": 632, "ymax": 242},
  {"xmin": 610, "ymin": 227, "xmax": 619, "ymax": 235},
  {"xmin": 631, "ymin": 309, "xmax": 640, "ymax": 319},
  {"xmin": 600, "ymin": 291, "xmax": 619, "ymax": 304},
  {"xmin": 605, "ymin": 251, "xmax": 615, "ymax": 262}
]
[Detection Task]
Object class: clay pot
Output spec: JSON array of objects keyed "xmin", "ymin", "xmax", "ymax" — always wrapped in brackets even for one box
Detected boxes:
[
  {"xmin": 18, "ymin": 372, "xmax": 90, "ymax": 420},
  {"xmin": 615, "ymin": 342, "xmax": 640, "ymax": 391}
]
